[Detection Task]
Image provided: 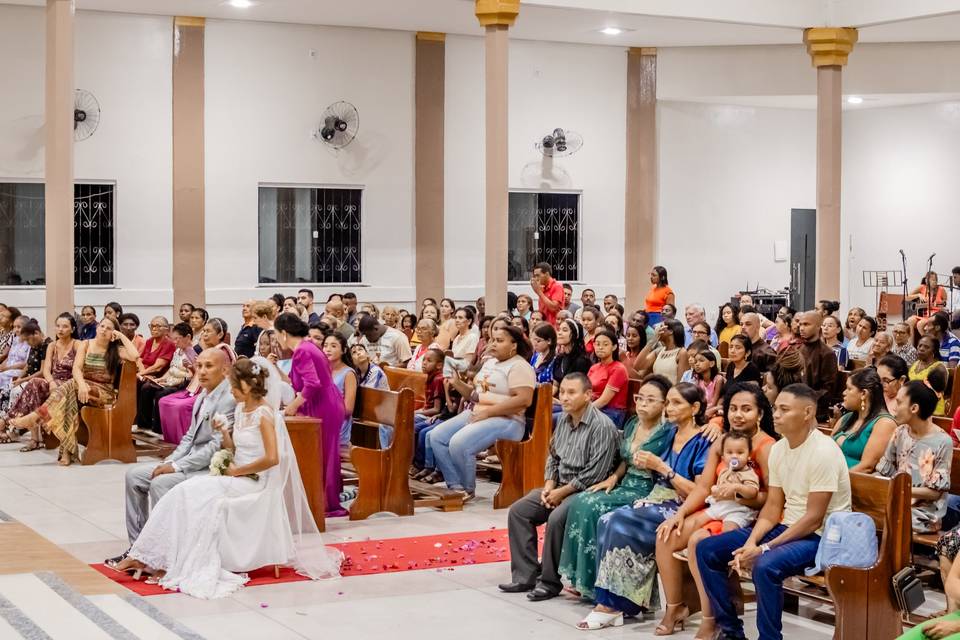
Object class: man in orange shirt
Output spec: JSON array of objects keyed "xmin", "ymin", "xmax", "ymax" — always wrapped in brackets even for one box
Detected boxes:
[{"xmin": 531, "ymin": 262, "xmax": 564, "ymax": 326}]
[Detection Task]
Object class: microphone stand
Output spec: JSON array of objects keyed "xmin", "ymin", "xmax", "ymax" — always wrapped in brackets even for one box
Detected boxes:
[{"xmin": 900, "ymin": 251, "xmax": 908, "ymax": 319}]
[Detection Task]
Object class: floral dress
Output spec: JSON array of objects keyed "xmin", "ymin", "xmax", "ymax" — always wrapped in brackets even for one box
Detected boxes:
[
  {"xmin": 876, "ymin": 424, "xmax": 952, "ymax": 533},
  {"xmin": 36, "ymin": 350, "xmax": 117, "ymax": 463},
  {"xmin": 592, "ymin": 426, "xmax": 712, "ymax": 614},
  {"xmin": 558, "ymin": 418, "xmax": 672, "ymax": 599},
  {"xmin": 0, "ymin": 339, "xmax": 50, "ymax": 415},
  {"xmin": 4, "ymin": 342, "xmax": 75, "ymax": 421}
]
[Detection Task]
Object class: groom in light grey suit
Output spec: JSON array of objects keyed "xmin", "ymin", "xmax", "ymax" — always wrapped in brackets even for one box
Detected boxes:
[{"xmin": 110, "ymin": 348, "xmax": 237, "ymax": 562}]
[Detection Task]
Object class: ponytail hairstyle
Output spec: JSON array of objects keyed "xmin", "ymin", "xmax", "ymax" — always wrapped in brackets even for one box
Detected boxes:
[{"xmin": 673, "ymin": 381, "xmax": 707, "ymax": 426}]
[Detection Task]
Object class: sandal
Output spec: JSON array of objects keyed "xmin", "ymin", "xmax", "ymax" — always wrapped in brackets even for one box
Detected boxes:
[
  {"xmin": 0, "ymin": 429, "xmax": 18, "ymax": 444},
  {"xmin": 694, "ymin": 615, "xmax": 716, "ymax": 640},
  {"xmin": 18, "ymin": 440, "xmax": 42, "ymax": 453},
  {"xmin": 576, "ymin": 609, "xmax": 623, "ymax": 630},
  {"xmin": 655, "ymin": 602, "xmax": 689, "ymax": 636}
]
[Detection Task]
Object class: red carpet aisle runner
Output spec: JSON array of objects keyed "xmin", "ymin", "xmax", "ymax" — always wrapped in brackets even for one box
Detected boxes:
[{"xmin": 92, "ymin": 527, "xmax": 545, "ymax": 596}]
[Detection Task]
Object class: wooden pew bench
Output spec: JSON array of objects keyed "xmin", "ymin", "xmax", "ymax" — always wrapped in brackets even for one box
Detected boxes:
[
  {"xmin": 492, "ymin": 383, "xmax": 554, "ymax": 509},
  {"xmin": 347, "ymin": 386, "xmax": 462, "ymax": 519},
  {"xmin": 44, "ymin": 361, "xmax": 138, "ymax": 465},
  {"xmin": 782, "ymin": 471, "xmax": 912, "ymax": 640},
  {"xmin": 383, "ymin": 366, "xmax": 427, "ymax": 409}
]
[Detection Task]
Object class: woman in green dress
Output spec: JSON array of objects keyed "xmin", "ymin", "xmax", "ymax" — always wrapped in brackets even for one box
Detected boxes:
[
  {"xmin": 558, "ymin": 374, "xmax": 674, "ymax": 599},
  {"xmin": 830, "ymin": 367, "xmax": 896, "ymax": 472}
]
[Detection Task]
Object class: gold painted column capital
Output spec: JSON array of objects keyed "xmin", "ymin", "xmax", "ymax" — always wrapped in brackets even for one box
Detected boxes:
[
  {"xmin": 628, "ymin": 47, "xmax": 657, "ymax": 57},
  {"xmin": 803, "ymin": 27, "xmax": 858, "ymax": 67},
  {"xmin": 416, "ymin": 32, "xmax": 445, "ymax": 42},
  {"xmin": 475, "ymin": 0, "xmax": 520, "ymax": 27}
]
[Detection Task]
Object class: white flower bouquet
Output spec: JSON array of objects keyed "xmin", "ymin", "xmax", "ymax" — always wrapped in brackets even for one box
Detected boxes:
[{"xmin": 209, "ymin": 449, "xmax": 259, "ymax": 481}]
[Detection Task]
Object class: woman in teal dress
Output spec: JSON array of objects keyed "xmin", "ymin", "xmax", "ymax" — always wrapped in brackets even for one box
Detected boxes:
[
  {"xmin": 830, "ymin": 367, "xmax": 896, "ymax": 472},
  {"xmin": 559, "ymin": 375, "xmax": 674, "ymax": 599}
]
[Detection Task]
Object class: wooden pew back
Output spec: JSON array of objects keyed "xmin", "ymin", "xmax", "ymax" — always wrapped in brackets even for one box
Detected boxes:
[
  {"xmin": 383, "ymin": 366, "xmax": 427, "ymax": 408},
  {"xmin": 349, "ymin": 386, "xmax": 416, "ymax": 519},
  {"xmin": 625, "ymin": 378, "xmax": 643, "ymax": 418},
  {"xmin": 493, "ymin": 383, "xmax": 553, "ymax": 509},
  {"xmin": 947, "ymin": 366, "xmax": 959, "ymax": 416},
  {"xmin": 76, "ymin": 361, "xmax": 138, "ymax": 464}
]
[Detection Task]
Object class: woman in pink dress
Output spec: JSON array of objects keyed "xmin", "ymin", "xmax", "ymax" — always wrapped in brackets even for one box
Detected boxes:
[
  {"xmin": 275, "ymin": 313, "xmax": 347, "ymax": 517},
  {"xmin": 157, "ymin": 319, "xmax": 235, "ymax": 443}
]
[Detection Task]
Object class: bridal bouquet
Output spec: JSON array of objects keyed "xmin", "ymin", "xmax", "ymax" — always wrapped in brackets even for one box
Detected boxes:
[{"xmin": 209, "ymin": 449, "xmax": 259, "ymax": 482}]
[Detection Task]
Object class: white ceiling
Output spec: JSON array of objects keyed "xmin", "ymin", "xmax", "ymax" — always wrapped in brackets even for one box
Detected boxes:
[{"xmin": 6, "ymin": 0, "xmax": 960, "ymax": 48}]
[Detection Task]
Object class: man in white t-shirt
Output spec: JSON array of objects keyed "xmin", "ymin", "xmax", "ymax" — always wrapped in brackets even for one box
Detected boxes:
[
  {"xmin": 695, "ymin": 383, "xmax": 851, "ymax": 640},
  {"xmin": 357, "ymin": 315, "xmax": 412, "ymax": 367}
]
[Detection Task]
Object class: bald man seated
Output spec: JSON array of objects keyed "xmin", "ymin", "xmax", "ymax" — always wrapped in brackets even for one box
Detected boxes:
[
  {"xmin": 110, "ymin": 348, "xmax": 237, "ymax": 564},
  {"xmin": 795, "ymin": 311, "xmax": 839, "ymax": 421}
]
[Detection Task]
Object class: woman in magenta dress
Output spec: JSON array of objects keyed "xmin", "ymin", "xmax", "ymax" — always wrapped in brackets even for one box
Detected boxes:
[{"xmin": 275, "ymin": 312, "xmax": 347, "ymax": 517}]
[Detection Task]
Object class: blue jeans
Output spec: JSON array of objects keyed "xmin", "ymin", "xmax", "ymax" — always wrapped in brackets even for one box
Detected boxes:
[
  {"xmin": 428, "ymin": 410, "xmax": 524, "ymax": 493},
  {"xmin": 413, "ymin": 413, "xmax": 438, "ymax": 468},
  {"xmin": 599, "ymin": 406, "xmax": 626, "ymax": 428},
  {"xmin": 695, "ymin": 524, "xmax": 821, "ymax": 640}
]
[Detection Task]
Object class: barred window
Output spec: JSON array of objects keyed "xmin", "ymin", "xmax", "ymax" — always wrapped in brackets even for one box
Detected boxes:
[
  {"xmin": 507, "ymin": 191, "xmax": 580, "ymax": 282},
  {"xmin": 258, "ymin": 186, "xmax": 362, "ymax": 284},
  {"xmin": 0, "ymin": 182, "xmax": 115, "ymax": 286}
]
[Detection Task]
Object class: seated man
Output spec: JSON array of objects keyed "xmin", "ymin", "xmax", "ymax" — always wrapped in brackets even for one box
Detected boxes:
[
  {"xmin": 357, "ymin": 315, "xmax": 412, "ymax": 368},
  {"xmin": 740, "ymin": 312, "xmax": 776, "ymax": 373},
  {"xmin": 499, "ymin": 373, "xmax": 619, "ymax": 601},
  {"xmin": 109, "ymin": 348, "xmax": 237, "ymax": 565},
  {"xmin": 695, "ymin": 383, "xmax": 851, "ymax": 640},
  {"xmin": 795, "ymin": 311, "xmax": 839, "ymax": 420}
]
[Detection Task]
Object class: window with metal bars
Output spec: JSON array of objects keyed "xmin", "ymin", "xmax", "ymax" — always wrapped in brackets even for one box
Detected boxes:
[
  {"xmin": 507, "ymin": 191, "xmax": 579, "ymax": 282},
  {"xmin": 258, "ymin": 186, "xmax": 362, "ymax": 284},
  {"xmin": 0, "ymin": 182, "xmax": 115, "ymax": 286}
]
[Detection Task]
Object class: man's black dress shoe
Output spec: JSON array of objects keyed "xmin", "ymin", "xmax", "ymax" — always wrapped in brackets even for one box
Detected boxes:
[
  {"xmin": 526, "ymin": 586, "xmax": 559, "ymax": 601},
  {"xmin": 105, "ymin": 549, "xmax": 129, "ymax": 566},
  {"xmin": 498, "ymin": 582, "xmax": 535, "ymax": 593}
]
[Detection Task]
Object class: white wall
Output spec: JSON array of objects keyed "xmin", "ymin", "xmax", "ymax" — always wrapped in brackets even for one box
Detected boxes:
[
  {"xmin": 0, "ymin": 5, "xmax": 172, "ymax": 325},
  {"xmin": 657, "ymin": 101, "xmax": 815, "ymax": 315},
  {"xmin": 444, "ymin": 35, "xmax": 627, "ymax": 303},
  {"xmin": 203, "ymin": 19, "xmax": 415, "ymax": 331},
  {"xmin": 843, "ymin": 101, "xmax": 960, "ymax": 315}
]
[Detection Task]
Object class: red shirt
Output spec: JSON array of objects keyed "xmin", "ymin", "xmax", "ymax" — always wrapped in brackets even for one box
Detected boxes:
[
  {"xmin": 140, "ymin": 337, "xmax": 176, "ymax": 372},
  {"xmin": 587, "ymin": 360, "xmax": 630, "ymax": 411},
  {"xmin": 538, "ymin": 277, "xmax": 565, "ymax": 326},
  {"xmin": 424, "ymin": 372, "xmax": 444, "ymax": 409}
]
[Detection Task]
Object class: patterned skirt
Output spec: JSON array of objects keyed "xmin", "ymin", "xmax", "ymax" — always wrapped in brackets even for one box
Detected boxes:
[
  {"xmin": 4, "ymin": 379, "xmax": 53, "ymax": 421},
  {"xmin": 37, "ymin": 380, "xmax": 115, "ymax": 462}
]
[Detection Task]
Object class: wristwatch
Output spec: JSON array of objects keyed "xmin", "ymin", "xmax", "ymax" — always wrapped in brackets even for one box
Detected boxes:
[{"xmin": 760, "ymin": 543, "xmax": 772, "ymax": 554}]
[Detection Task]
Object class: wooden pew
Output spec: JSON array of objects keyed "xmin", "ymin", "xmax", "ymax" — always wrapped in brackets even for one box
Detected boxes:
[
  {"xmin": 383, "ymin": 366, "xmax": 427, "ymax": 408},
  {"xmin": 784, "ymin": 472, "xmax": 911, "ymax": 640},
  {"xmin": 349, "ymin": 386, "xmax": 416, "ymax": 520},
  {"xmin": 285, "ymin": 416, "xmax": 326, "ymax": 532},
  {"xmin": 848, "ymin": 358, "xmax": 867, "ymax": 371},
  {"xmin": 348, "ymin": 386, "xmax": 463, "ymax": 519},
  {"xmin": 493, "ymin": 383, "xmax": 553, "ymax": 509},
  {"xmin": 42, "ymin": 361, "xmax": 138, "ymax": 464}
]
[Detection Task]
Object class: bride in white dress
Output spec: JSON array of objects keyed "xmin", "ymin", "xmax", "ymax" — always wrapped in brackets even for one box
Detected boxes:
[{"xmin": 113, "ymin": 357, "xmax": 342, "ymax": 599}]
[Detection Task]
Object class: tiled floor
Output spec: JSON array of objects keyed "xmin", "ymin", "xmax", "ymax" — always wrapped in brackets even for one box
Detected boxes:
[{"xmin": 0, "ymin": 443, "xmax": 841, "ymax": 639}]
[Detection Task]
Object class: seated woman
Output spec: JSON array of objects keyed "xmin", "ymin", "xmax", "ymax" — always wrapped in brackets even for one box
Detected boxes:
[
  {"xmin": 815, "ymin": 299, "xmax": 840, "ymax": 319},
  {"xmin": 907, "ymin": 270, "xmax": 948, "ymax": 319},
  {"xmin": 692, "ymin": 350, "xmax": 724, "ymax": 420},
  {"xmin": 111, "ymin": 358, "xmax": 342, "ymax": 598},
  {"xmin": 2, "ymin": 313, "xmax": 77, "ymax": 449},
  {"xmin": 877, "ymin": 354, "xmax": 909, "ymax": 415},
  {"xmin": 136, "ymin": 323, "xmax": 195, "ymax": 434},
  {"xmin": 909, "ymin": 336, "xmax": 949, "ymax": 415},
  {"xmin": 10, "ymin": 317, "xmax": 139, "ymax": 465},
  {"xmin": 821, "ymin": 315, "xmax": 849, "ymax": 369},
  {"xmin": 188, "ymin": 307, "xmax": 209, "ymax": 350},
  {"xmin": 867, "ymin": 331, "xmax": 893, "ymax": 366},
  {"xmin": 846, "ymin": 315, "xmax": 877, "ymax": 363},
  {"xmin": 604, "ymin": 313, "xmax": 627, "ymax": 353},
  {"xmin": 450, "ymin": 307, "xmax": 479, "ymax": 369},
  {"xmin": 0, "ymin": 305, "xmax": 22, "ymax": 366},
  {"xmin": 769, "ymin": 312, "xmax": 795, "ymax": 352},
  {"xmin": 632, "ymin": 319, "xmax": 688, "ymax": 383},
  {"xmin": 0, "ymin": 320, "xmax": 49, "ymax": 432},
  {"xmin": 514, "ymin": 294, "xmax": 533, "ymax": 321},
  {"xmin": 724, "ymin": 335, "xmax": 762, "ymax": 385},
  {"xmin": 323, "ymin": 333, "xmax": 358, "ymax": 453},
  {"xmin": 407, "ymin": 318, "xmax": 440, "ymax": 371},
  {"xmin": 891, "ymin": 322, "xmax": 918, "ymax": 365},
  {"xmin": 578, "ymin": 383, "xmax": 713, "ymax": 630},
  {"xmin": 587, "ymin": 329, "xmax": 631, "ymax": 427},
  {"xmin": 137, "ymin": 317, "xmax": 175, "ymax": 378},
  {"xmin": 435, "ymin": 298, "xmax": 458, "ymax": 350},
  {"xmin": 530, "ymin": 323, "xmax": 557, "ymax": 384},
  {"xmin": 399, "ymin": 312, "xmax": 417, "ymax": 345},
  {"xmin": 655, "ymin": 383, "xmax": 778, "ymax": 639},
  {"xmin": 714, "ymin": 303, "xmax": 741, "ymax": 348},
  {"xmin": 118, "ymin": 313, "xmax": 146, "ymax": 353},
  {"xmin": 580, "ymin": 307, "xmax": 602, "ymax": 359},
  {"xmin": 552, "ymin": 319, "xmax": 592, "ymax": 413},
  {"xmin": 621, "ymin": 323, "xmax": 647, "ymax": 373},
  {"xmin": 877, "ymin": 372, "xmax": 952, "ymax": 534},
  {"xmin": 158, "ymin": 319, "xmax": 236, "ymax": 444},
  {"xmin": 351, "ymin": 343, "xmax": 389, "ymax": 391},
  {"xmin": 559, "ymin": 374, "xmax": 674, "ymax": 601},
  {"xmin": 830, "ymin": 368, "xmax": 896, "ymax": 472},
  {"xmin": 77, "ymin": 305, "xmax": 98, "ymax": 341},
  {"xmin": 429, "ymin": 325, "xmax": 536, "ymax": 500},
  {"xmin": 760, "ymin": 346, "xmax": 805, "ymax": 409},
  {"xmin": 0, "ymin": 315, "xmax": 30, "ymax": 390},
  {"xmin": 380, "ymin": 306, "xmax": 399, "ymax": 329},
  {"xmin": 843, "ymin": 306, "xmax": 866, "ymax": 342}
]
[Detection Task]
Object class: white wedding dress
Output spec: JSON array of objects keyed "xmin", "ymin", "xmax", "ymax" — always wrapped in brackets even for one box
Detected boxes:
[{"xmin": 128, "ymin": 368, "xmax": 342, "ymax": 599}]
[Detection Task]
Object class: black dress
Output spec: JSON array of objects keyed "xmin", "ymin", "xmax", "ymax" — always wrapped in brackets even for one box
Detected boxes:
[{"xmin": 725, "ymin": 361, "xmax": 762, "ymax": 385}]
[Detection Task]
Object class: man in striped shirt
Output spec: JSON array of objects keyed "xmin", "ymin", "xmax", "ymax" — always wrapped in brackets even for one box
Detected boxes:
[{"xmin": 499, "ymin": 373, "xmax": 619, "ymax": 602}]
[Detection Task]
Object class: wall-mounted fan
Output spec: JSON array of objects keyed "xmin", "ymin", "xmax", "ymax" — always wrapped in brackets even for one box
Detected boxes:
[
  {"xmin": 535, "ymin": 128, "xmax": 582, "ymax": 158},
  {"xmin": 314, "ymin": 101, "xmax": 359, "ymax": 149},
  {"xmin": 74, "ymin": 89, "xmax": 100, "ymax": 142}
]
